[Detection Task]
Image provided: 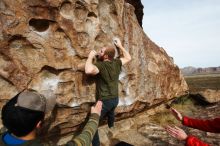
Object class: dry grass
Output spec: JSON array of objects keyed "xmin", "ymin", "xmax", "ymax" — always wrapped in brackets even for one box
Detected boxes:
[
  {"xmin": 149, "ymin": 74, "xmax": 220, "ymax": 133},
  {"xmin": 149, "ymin": 96, "xmax": 196, "ymax": 126}
]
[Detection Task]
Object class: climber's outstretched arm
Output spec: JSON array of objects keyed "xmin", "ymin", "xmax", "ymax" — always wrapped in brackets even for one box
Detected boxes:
[{"xmin": 113, "ymin": 38, "xmax": 131, "ymax": 65}]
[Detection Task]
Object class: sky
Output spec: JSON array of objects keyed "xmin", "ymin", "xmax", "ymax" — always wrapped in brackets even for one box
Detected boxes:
[{"xmin": 142, "ymin": 0, "xmax": 220, "ymax": 68}]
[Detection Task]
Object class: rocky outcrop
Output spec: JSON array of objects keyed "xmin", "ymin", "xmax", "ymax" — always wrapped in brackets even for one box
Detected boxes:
[
  {"xmin": 181, "ymin": 66, "xmax": 197, "ymax": 76},
  {"xmin": 100, "ymin": 101, "xmax": 220, "ymax": 146},
  {"xmin": 195, "ymin": 89, "xmax": 220, "ymax": 103},
  {"xmin": 57, "ymin": 101, "xmax": 220, "ymax": 146},
  {"xmin": 181, "ymin": 66, "xmax": 220, "ymax": 76},
  {"xmin": 0, "ymin": 0, "xmax": 188, "ymax": 143},
  {"xmin": 125, "ymin": 0, "xmax": 144, "ymax": 27},
  {"xmin": 184, "ymin": 73, "xmax": 220, "ymax": 103}
]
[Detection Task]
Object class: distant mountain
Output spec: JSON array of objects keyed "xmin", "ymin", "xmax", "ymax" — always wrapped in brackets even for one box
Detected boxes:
[{"xmin": 181, "ymin": 66, "xmax": 220, "ymax": 76}]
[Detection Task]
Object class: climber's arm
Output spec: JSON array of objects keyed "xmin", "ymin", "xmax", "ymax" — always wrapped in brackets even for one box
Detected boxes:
[
  {"xmin": 65, "ymin": 101, "xmax": 102, "ymax": 146},
  {"xmin": 85, "ymin": 50, "xmax": 99, "ymax": 75},
  {"xmin": 113, "ymin": 38, "xmax": 131, "ymax": 65}
]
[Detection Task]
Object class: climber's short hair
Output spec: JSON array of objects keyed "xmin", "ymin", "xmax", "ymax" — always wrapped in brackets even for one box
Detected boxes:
[{"xmin": 104, "ymin": 47, "xmax": 115, "ymax": 60}]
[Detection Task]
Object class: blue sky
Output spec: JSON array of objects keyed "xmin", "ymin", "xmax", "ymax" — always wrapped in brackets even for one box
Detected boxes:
[{"xmin": 142, "ymin": 0, "xmax": 220, "ymax": 68}]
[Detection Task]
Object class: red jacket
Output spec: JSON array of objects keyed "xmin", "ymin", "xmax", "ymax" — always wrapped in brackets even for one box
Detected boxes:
[{"xmin": 183, "ymin": 116, "xmax": 220, "ymax": 146}]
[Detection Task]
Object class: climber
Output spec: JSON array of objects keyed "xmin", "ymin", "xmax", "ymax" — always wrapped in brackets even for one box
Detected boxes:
[
  {"xmin": 0, "ymin": 90, "xmax": 102, "ymax": 146},
  {"xmin": 164, "ymin": 107, "xmax": 220, "ymax": 146},
  {"xmin": 85, "ymin": 37, "xmax": 131, "ymax": 146}
]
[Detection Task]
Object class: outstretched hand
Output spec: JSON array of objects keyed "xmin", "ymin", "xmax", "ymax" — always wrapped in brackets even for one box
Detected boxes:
[
  {"xmin": 113, "ymin": 37, "xmax": 122, "ymax": 48},
  {"xmin": 165, "ymin": 125, "xmax": 188, "ymax": 141},
  {"xmin": 91, "ymin": 101, "xmax": 102, "ymax": 116},
  {"xmin": 170, "ymin": 107, "xmax": 183, "ymax": 122}
]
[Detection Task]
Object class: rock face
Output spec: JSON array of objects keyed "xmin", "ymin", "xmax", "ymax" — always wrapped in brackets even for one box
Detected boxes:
[
  {"xmin": 0, "ymin": 0, "xmax": 188, "ymax": 143},
  {"xmin": 97, "ymin": 100, "xmax": 220, "ymax": 146},
  {"xmin": 196, "ymin": 89, "xmax": 220, "ymax": 103},
  {"xmin": 125, "ymin": 0, "xmax": 144, "ymax": 27},
  {"xmin": 184, "ymin": 73, "xmax": 220, "ymax": 103}
]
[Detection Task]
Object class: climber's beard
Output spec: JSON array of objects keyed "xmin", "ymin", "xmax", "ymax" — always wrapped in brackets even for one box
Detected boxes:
[
  {"xmin": 98, "ymin": 55, "xmax": 105, "ymax": 61},
  {"xmin": 97, "ymin": 47, "xmax": 106, "ymax": 61}
]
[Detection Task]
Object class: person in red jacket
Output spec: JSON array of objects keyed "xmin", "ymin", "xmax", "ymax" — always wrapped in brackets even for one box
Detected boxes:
[{"xmin": 165, "ymin": 107, "xmax": 220, "ymax": 146}]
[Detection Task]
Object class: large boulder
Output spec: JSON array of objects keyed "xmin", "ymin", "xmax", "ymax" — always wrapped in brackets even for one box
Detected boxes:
[
  {"xmin": 197, "ymin": 89, "xmax": 220, "ymax": 103},
  {"xmin": 0, "ymin": 0, "xmax": 188, "ymax": 143}
]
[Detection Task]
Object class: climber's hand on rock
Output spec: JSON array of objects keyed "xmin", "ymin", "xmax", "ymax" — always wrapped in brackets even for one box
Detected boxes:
[
  {"xmin": 170, "ymin": 107, "xmax": 183, "ymax": 122},
  {"xmin": 113, "ymin": 37, "xmax": 122, "ymax": 48},
  {"xmin": 91, "ymin": 101, "xmax": 102, "ymax": 116},
  {"xmin": 165, "ymin": 125, "xmax": 188, "ymax": 141},
  {"xmin": 88, "ymin": 50, "xmax": 97, "ymax": 59}
]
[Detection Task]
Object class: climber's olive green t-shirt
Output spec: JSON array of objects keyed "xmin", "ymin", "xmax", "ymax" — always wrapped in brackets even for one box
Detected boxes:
[{"xmin": 94, "ymin": 59, "xmax": 122, "ymax": 100}]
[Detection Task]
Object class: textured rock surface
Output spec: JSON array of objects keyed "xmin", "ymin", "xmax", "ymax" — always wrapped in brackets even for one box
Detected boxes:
[
  {"xmin": 184, "ymin": 74, "xmax": 220, "ymax": 103},
  {"xmin": 98, "ymin": 102, "xmax": 220, "ymax": 146},
  {"xmin": 198, "ymin": 89, "xmax": 220, "ymax": 103},
  {"xmin": 0, "ymin": 0, "xmax": 188, "ymax": 143},
  {"xmin": 125, "ymin": 0, "xmax": 144, "ymax": 27},
  {"xmin": 58, "ymin": 101, "xmax": 220, "ymax": 146}
]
